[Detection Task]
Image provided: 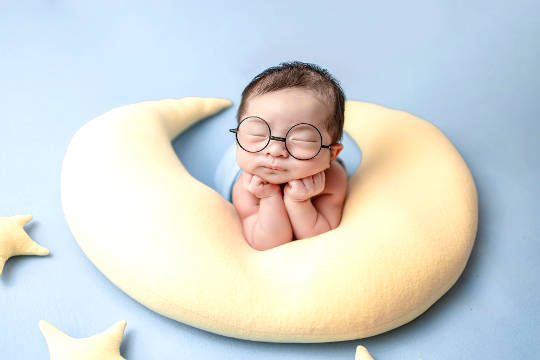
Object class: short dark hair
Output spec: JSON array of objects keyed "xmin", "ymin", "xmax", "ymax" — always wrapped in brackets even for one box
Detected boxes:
[{"xmin": 237, "ymin": 61, "xmax": 345, "ymax": 144}]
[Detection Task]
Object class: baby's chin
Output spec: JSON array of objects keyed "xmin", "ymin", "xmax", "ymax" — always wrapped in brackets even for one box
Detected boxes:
[
  {"xmin": 256, "ymin": 172, "xmax": 292, "ymax": 185},
  {"xmin": 249, "ymin": 168, "xmax": 294, "ymax": 184},
  {"xmin": 254, "ymin": 168, "xmax": 322, "ymax": 185},
  {"xmin": 242, "ymin": 165, "xmax": 325, "ymax": 184}
]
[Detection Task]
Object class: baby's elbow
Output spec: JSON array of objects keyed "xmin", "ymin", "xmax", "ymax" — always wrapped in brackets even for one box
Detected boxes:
[
  {"xmin": 297, "ymin": 211, "xmax": 340, "ymax": 240},
  {"xmin": 328, "ymin": 210, "xmax": 344, "ymax": 230},
  {"xmin": 327, "ymin": 214, "xmax": 343, "ymax": 231},
  {"xmin": 320, "ymin": 202, "xmax": 345, "ymax": 231},
  {"xmin": 246, "ymin": 232, "xmax": 266, "ymax": 251},
  {"xmin": 249, "ymin": 240, "xmax": 273, "ymax": 251},
  {"xmin": 248, "ymin": 227, "xmax": 292, "ymax": 251},
  {"xmin": 247, "ymin": 237, "xmax": 276, "ymax": 251}
]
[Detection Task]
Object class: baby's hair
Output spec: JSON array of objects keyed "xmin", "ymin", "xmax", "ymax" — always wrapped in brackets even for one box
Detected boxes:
[{"xmin": 237, "ymin": 61, "xmax": 345, "ymax": 144}]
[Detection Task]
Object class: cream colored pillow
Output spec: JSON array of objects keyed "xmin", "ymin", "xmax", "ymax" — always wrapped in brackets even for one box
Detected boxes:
[{"xmin": 60, "ymin": 97, "xmax": 477, "ymax": 342}]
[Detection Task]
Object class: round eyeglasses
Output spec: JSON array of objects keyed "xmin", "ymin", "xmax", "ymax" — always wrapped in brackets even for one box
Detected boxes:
[{"xmin": 229, "ymin": 116, "xmax": 332, "ymax": 160}]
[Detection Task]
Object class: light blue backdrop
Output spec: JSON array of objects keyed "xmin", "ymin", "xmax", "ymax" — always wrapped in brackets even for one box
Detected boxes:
[{"xmin": 1, "ymin": 1, "xmax": 538, "ymax": 359}]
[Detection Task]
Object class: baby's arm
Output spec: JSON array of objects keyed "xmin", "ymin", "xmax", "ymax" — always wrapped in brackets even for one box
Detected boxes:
[
  {"xmin": 232, "ymin": 172, "xmax": 293, "ymax": 251},
  {"xmin": 283, "ymin": 162, "xmax": 347, "ymax": 239}
]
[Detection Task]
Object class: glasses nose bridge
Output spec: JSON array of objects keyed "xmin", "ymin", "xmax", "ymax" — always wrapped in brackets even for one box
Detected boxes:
[
  {"xmin": 269, "ymin": 134, "xmax": 286, "ymax": 143},
  {"xmin": 265, "ymin": 134, "xmax": 288, "ymax": 156}
]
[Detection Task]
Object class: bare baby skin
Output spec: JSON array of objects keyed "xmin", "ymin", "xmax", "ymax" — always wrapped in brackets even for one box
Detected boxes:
[{"xmin": 232, "ymin": 87, "xmax": 347, "ymax": 251}]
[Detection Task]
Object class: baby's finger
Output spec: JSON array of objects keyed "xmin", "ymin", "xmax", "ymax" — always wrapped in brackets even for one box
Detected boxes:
[
  {"xmin": 300, "ymin": 175, "xmax": 311, "ymax": 188},
  {"xmin": 318, "ymin": 173, "xmax": 326, "ymax": 193},
  {"xmin": 316, "ymin": 171, "xmax": 325, "ymax": 187},
  {"xmin": 243, "ymin": 172, "xmax": 253, "ymax": 186},
  {"xmin": 289, "ymin": 179, "xmax": 301, "ymax": 191},
  {"xmin": 310, "ymin": 173, "xmax": 318, "ymax": 189},
  {"xmin": 251, "ymin": 175, "xmax": 264, "ymax": 186}
]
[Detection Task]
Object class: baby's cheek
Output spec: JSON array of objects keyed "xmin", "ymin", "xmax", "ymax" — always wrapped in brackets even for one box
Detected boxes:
[{"xmin": 236, "ymin": 151, "xmax": 256, "ymax": 173}]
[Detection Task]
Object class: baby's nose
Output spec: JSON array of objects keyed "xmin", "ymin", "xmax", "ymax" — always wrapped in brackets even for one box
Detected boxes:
[{"xmin": 265, "ymin": 139, "xmax": 289, "ymax": 158}]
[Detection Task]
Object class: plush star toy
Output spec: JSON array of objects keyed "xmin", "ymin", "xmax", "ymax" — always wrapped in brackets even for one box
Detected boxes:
[
  {"xmin": 38, "ymin": 320, "xmax": 127, "ymax": 360},
  {"xmin": 355, "ymin": 345, "xmax": 374, "ymax": 360},
  {"xmin": 0, "ymin": 214, "xmax": 49, "ymax": 275}
]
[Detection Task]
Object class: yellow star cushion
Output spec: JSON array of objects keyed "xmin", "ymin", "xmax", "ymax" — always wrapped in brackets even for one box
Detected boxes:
[
  {"xmin": 60, "ymin": 97, "xmax": 477, "ymax": 342},
  {"xmin": 39, "ymin": 320, "xmax": 126, "ymax": 360},
  {"xmin": 355, "ymin": 346, "xmax": 374, "ymax": 360},
  {"xmin": 0, "ymin": 215, "xmax": 49, "ymax": 275}
]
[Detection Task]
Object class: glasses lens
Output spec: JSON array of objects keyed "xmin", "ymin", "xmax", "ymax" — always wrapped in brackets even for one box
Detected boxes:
[
  {"xmin": 286, "ymin": 124, "xmax": 321, "ymax": 159},
  {"xmin": 237, "ymin": 117, "xmax": 269, "ymax": 152}
]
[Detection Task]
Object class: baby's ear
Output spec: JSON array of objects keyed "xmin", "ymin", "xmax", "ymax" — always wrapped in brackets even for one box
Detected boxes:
[{"xmin": 331, "ymin": 143, "xmax": 343, "ymax": 161}]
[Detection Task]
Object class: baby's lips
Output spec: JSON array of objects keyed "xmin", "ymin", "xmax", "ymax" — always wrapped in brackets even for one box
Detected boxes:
[{"xmin": 261, "ymin": 161, "xmax": 286, "ymax": 171}]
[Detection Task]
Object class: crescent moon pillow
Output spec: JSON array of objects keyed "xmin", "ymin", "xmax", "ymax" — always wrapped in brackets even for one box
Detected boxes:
[{"xmin": 60, "ymin": 97, "xmax": 478, "ymax": 342}]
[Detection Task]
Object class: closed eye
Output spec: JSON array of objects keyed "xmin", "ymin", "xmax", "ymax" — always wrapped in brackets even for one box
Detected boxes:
[{"xmin": 289, "ymin": 138, "xmax": 317, "ymax": 143}]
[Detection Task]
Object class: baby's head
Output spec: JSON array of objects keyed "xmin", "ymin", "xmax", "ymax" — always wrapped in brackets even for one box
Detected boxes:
[{"xmin": 234, "ymin": 61, "xmax": 345, "ymax": 184}]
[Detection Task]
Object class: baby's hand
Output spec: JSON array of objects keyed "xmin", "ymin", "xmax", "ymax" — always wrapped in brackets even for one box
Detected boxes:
[
  {"xmin": 244, "ymin": 173, "xmax": 281, "ymax": 199},
  {"xmin": 284, "ymin": 171, "xmax": 325, "ymax": 202}
]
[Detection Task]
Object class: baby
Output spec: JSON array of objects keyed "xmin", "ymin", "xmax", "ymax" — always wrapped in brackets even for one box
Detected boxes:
[{"xmin": 231, "ymin": 61, "xmax": 347, "ymax": 251}]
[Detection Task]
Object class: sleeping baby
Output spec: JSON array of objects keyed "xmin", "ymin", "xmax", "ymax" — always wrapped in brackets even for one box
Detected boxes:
[{"xmin": 230, "ymin": 61, "xmax": 347, "ymax": 251}]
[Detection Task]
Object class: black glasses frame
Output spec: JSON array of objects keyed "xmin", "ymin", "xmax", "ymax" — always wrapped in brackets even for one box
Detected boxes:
[{"xmin": 229, "ymin": 116, "xmax": 332, "ymax": 160}]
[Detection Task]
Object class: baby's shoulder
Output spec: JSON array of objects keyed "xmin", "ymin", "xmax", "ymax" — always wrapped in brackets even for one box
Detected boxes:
[
  {"xmin": 321, "ymin": 160, "xmax": 347, "ymax": 196},
  {"xmin": 312, "ymin": 161, "xmax": 347, "ymax": 229},
  {"xmin": 325, "ymin": 160, "xmax": 347, "ymax": 184}
]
